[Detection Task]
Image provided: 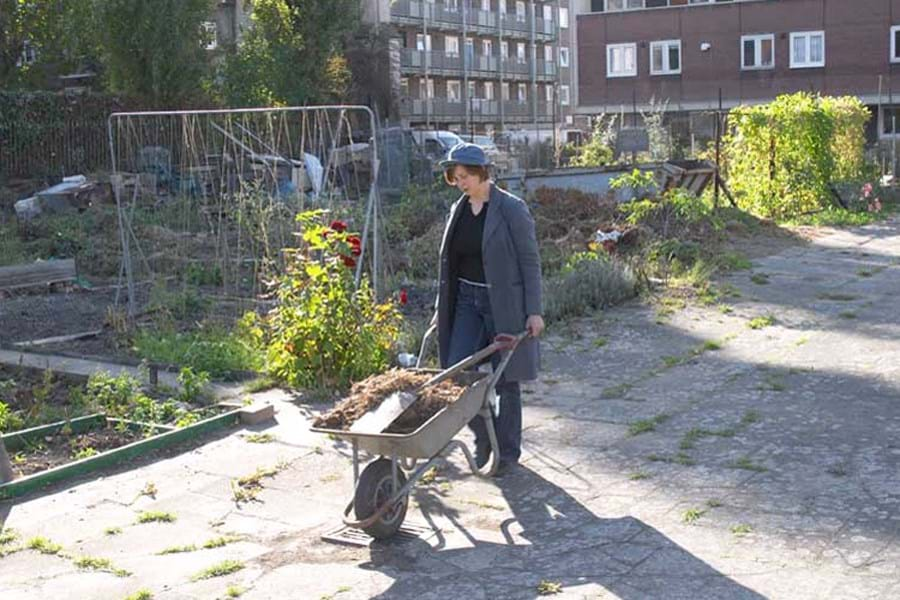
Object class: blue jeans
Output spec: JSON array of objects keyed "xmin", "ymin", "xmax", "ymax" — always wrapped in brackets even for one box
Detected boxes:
[{"xmin": 447, "ymin": 280, "xmax": 522, "ymax": 464}]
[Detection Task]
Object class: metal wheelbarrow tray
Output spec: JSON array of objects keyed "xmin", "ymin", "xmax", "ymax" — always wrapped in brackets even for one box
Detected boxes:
[{"xmin": 310, "ymin": 330, "xmax": 526, "ymax": 540}]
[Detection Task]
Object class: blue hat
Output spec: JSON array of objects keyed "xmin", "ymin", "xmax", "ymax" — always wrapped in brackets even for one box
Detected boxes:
[{"xmin": 439, "ymin": 142, "xmax": 491, "ymax": 167}]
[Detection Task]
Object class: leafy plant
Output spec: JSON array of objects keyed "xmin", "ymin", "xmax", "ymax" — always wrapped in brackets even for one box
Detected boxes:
[
  {"xmin": 136, "ymin": 511, "xmax": 177, "ymax": 524},
  {"xmin": 132, "ymin": 325, "xmax": 262, "ymax": 379},
  {"xmin": 248, "ymin": 211, "xmax": 403, "ymax": 390},
  {"xmin": 543, "ymin": 252, "xmax": 636, "ymax": 323},
  {"xmin": 191, "ymin": 559, "xmax": 244, "ymax": 581},
  {"xmin": 176, "ymin": 367, "xmax": 210, "ymax": 404}
]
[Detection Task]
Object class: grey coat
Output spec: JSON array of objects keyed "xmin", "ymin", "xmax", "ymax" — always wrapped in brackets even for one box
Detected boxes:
[{"xmin": 436, "ymin": 183, "xmax": 542, "ymax": 382}]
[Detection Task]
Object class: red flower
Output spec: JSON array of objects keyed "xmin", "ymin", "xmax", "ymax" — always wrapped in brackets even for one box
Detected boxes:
[
  {"xmin": 342, "ymin": 256, "xmax": 357, "ymax": 268},
  {"xmin": 399, "ymin": 289, "xmax": 408, "ymax": 305},
  {"xmin": 347, "ymin": 235, "xmax": 362, "ymax": 257},
  {"xmin": 330, "ymin": 220, "xmax": 348, "ymax": 233}
]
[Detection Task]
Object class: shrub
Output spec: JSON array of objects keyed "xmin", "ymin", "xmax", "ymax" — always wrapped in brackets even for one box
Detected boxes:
[
  {"xmin": 543, "ymin": 252, "xmax": 636, "ymax": 322},
  {"xmin": 248, "ymin": 211, "xmax": 403, "ymax": 390},
  {"xmin": 724, "ymin": 93, "xmax": 870, "ymax": 219}
]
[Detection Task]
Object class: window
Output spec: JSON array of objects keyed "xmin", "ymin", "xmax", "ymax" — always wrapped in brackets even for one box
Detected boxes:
[
  {"xmin": 605, "ymin": 0, "xmax": 643, "ymax": 10},
  {"xmin": 790, "ymin": 31, "xmax": 825, "ymax": 68},
  {"xmin": 560, "ymin": 47, "xmax": 570, "ymax": 67},
  {"xmin": 481, "ymin": 0, "xmax": 491, "ymax": 11},
  {"xmin": 484, "ymin": 81, "xmax": 495, "ymax": 101},
  {"xmin": 447, "ymin": 80, "xmax": 462, "ymax": 103},
  {"xmin": 545, "ymin": 85, "xmax": 554, "ymax": 103},
  {"xmin": 741, "ymin": 34, "xmax": 774, "ymax": 70},
  {"xmin": 468, "ymin": 80, "xmax": 476, "ymax": 99},
  {"xmin": 445, "ymin": 36, "xmax": 459, "ymax": 57},
  {"xmin": 18, "ymin": 40, "xmax": 37, "ymax": 66},
  {"xmin": 516, "ymin": 1, "xmax": 526, "ymax": 22},
  {"xmin": 501, "ymin": 40, "xmax": 509, "ymax": 60},
  {"xmin": 201, "ymin": 21, "xmax": 218, "ymax": 50},
  {"xmin": 881, "ymin": 106, "xmax": 900, "ymax": 138},
  {"xmin": 517, "ymin": 83, "xmax": 527, "ymax": 104},
  {"xmin": 517, "ymin": 42, "xmax": 526, "ymax": 64},
  {"xmin": 544, "ymin": 45, "xmax": 553, "ymax": 63},
  {"xmin": 606, "ymin": 43, "xmax": 637, "ymax": 78},
  {"xmin": 420, "ymin": 78, "xmax": 434, "ymax": 99},
  {"xmin": 417, "ymin": 34, "xmax": 432, "ymax": 51},
  {"xmin": 465, "ymin": 37, "xmax": 474, "ymax": 62},
  {"xmin": 892, "ymin": 26, "xmax": 900, "ymax": 63},
  {"xmin": 502, "ymin": 82, "xmax": 510, "ymax": 101},
  {"xmin": 650, "ymin": 40, "xmax": 681, "ymax": 75},
  {"xmin": 400, "ymin": 77, "xmax": 409, "ymax": 97},
  {"xmin": 446, "ymin": 0, "xmax": 459, "ymax": 11},
  {"xmin": 482, "ymin": 39, "xmax": 493, "ymax": 56},
  {"xmin": 560, "ymin": 85, "xmax": 570, "ymax": 106},
  {"xmin": 543, "ymin": 4, "xmax": 552, "ymax": 23},
  {"xmin": 499, "ymin": 0, "xmax": 507, "ymax": 13},
  {"xmin": 559, "ymin": 7, "xmax": 569, "ymax": 28}
]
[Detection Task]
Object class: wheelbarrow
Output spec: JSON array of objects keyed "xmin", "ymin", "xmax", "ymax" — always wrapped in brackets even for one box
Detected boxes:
[{"xmin": 310, "ymin": 329, "xmax": 527, "ymax": 540}]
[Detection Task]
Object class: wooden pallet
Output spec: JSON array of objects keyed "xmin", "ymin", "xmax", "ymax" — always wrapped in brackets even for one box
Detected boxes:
[{"xmin": 0, "ymin": 259, "xmax": 77, "ymax": 291}]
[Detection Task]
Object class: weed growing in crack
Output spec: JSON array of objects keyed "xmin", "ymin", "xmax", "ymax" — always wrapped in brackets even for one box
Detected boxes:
[
  {"xmin": 73, "ymin": 555, "xmax": 131, "ymax": 577},
  {"xmin": 682, "ymin": 508, "xmax": 706, "ymax": 524},
  {"xmin": 748, "ymin": 315, "xmax": 776, "ymax": 329},
  {"xmin": 628, "ymin": 414, "xmax": 670, "ymax": 436},
  {"xmin": 731, "ymin": 524, "xmax": 753, "ymax": 536},
  {"xmin": 537, "ymin": 580, "xmax": 563, "ymax": 595},
  {"xmin": 136, "ymin": 511, "xmax": 177, "ymax": 524},
  {"xmin": 27, "ymin": 536, "xmax": 63, "ymax": 555},
  {"xmin": 731, "ymin": 456, "xmax": 767, "ymax": 472},
  {"xmin": 191, "ymin": 559, "xmax": 245, "ymax": 581},
  {"xmin": 750, "ymin": 273, "xmax": 770, "ymax": 285}
]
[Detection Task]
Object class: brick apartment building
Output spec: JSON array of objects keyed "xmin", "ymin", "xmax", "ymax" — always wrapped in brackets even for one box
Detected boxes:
[
  {"xmin": 364, "ymin": 0, "xmax": 580, "ymax": 140},
  {"xmin": 574, "ymin": 0, "xmax": 900, "ymax": 143}
]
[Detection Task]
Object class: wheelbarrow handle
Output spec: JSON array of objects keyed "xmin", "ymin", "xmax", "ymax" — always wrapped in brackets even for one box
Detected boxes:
[
  {"xmin": 487, "ymin": 331, "xmax": 528, "ymax": 392},
  {"xmin": 421, "ymin": 331, "xmax": 527, "ymax": 390}
]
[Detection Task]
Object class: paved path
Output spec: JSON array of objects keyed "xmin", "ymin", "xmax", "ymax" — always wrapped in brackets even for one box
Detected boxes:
[{"xmin": 2, "ymin": 221, "xmax": 900, "ymax": 599}]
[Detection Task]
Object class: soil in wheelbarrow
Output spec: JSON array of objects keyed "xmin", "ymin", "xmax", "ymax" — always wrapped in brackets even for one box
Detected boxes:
[{"xmin": 313, "ymin": 369, "xmax": 466, "ymax": 434}]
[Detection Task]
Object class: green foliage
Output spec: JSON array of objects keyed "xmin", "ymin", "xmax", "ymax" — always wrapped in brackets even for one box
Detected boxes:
[
  {"xmin": 95, "ymin": 0, "xmax": 215, "ymax": 106},
  {"xmin": 610, "ymin": 169, "xmax": 658, "ymax": 202},
  {"xmin": 191, "ymin": 559, "xmax": 245, "ymax": 581},
  {"xmin": 249, "ymin": 211, "xmax": 403, "ymax": 390},
  {"xmin": 83, "ymin": 371, "xmax": 143, "ymax": 417},
  {"xmin": 543, "ymin": 252, "xmax": 636, "ymax": 323},
  {"xmin": 220, "ymin": 0, "xmax": 359, "ymax": 107},
  {"xmin": 569, "ymin": 118, "xmax": 614, "ymax": 167},
  {"xmin": 132, "ymin": 325, "xmax": 262, "ymax": 379},
  {"xmin": 724, "ymin": 93, "xmax": 870, "ymax": 219},
  {"xmin": 748, "ymin": 315, "xmax": 776, "ymax": 330},
  {"xmin": 176, "ymin": 367, "xmax": 210, "ymax": 404}
]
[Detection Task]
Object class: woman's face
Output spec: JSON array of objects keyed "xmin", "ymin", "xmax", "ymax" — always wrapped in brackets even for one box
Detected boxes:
[{"xmin": 451, "ymin": 165, "xmax": 483, "ymax": 195}]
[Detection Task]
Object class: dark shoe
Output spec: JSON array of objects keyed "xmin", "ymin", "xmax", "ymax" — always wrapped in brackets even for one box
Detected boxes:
[
  {"xmin": 493, "ymin": 460, "xmax": 519, "ymax": 478},
  {"xmin": 474, "ymin": 445, "xmax": 491, "ymax": 469}
]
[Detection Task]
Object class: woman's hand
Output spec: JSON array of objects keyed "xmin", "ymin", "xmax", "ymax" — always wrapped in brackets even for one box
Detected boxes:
[{"xmin": 526, "ymin": 315, "xmax": 545, "ymax": 338}]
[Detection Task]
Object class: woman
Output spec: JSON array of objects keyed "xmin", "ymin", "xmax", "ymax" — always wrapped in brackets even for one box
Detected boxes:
[{"xmin": 435, "ymin": 142, "xmax": 544, "ymax": 477}]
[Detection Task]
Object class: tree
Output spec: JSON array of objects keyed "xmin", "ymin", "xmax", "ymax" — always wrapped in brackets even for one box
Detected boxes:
[
  {"xmin": 0, "ymin": 0, "xmax": 90, "ymax": 87},
  {"xmin": 220, "ymin": 0, "xmax": 359, "ymax": 108},
  {"xmin": 95, "ymin": 0, "xmax": 214, "ymax": 106}
]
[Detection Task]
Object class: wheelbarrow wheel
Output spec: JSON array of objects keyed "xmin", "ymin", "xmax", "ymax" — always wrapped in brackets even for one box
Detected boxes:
[{"xmin": 354, "ymin": 458, "xmax": 409, "ymax": 540}]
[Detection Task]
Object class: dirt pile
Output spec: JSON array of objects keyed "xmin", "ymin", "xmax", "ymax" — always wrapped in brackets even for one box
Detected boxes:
[{"xmin": 313, "ymin": 369, "xmax": 466, "ymax": 433}]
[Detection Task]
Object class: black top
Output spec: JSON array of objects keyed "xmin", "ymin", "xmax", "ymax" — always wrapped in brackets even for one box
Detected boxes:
[{"xmin": 450, "ymin": 200, "xmax": 487, "ymax": 283}]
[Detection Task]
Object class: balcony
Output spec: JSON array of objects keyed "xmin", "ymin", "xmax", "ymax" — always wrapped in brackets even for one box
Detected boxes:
[
  {"xmin": 389, "ymin": 0, "xmax": 555, "ymax": 40},
  {"xmin": 398, "ymin": 97, "xmax": 556, "ymax": 122},
  {"xmin": 399, "ymin": 50, "xmax": 552, "ymax": 81}
]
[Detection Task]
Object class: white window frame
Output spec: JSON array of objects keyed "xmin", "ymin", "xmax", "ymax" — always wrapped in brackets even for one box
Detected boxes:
[
  {"xmin": 879, "ymin": 105, "xmax": 900, "ymax": 139},
  {"xmin": 790, "ymin": 31, "xmax": 825, "ymax": 69},
  {"xmin": 447, "ymin": 80, "xmax": 462, "ymax": 103},
  {"xmin": 500, "ymin": 40, "xmax": 509, "ymax": 60},
  {"xmin": 559, "ymin": 7, "xmax": 569, "ymax": 28},
  {"xmin": 650, "ymin": 39, "xmax": 681, "ymax": 75},
  {"xmin": 468, "ymin": 80, "xmax": 476, "ymax": 99},
  {"xmin": 891, "ymin": 25, "xmax": 900, "ymax": 64},
  {"xmin": 517, "ymin": 42, "xmax": 527, "ymax": 64},
  {"xmin": 420, "ymin": 78, "xmax": 435, "ymax": 99},
  {"xmin": 516, "ymin": 1, "xmax": 526, "ymax": 22},
  {"xmin": 499, "ymin": 0, "xmax": 507, "ymax": 14},
  {"xmin": 559, "ymin": 47, "xmax": 570, "ymax": 68},
  {"xmin": 445, "ymin": 35, "xmax": 460, "ymax": 57},
  {"xmin": 482, "ymin": 39, "xmax": 493, "ymax": 56},
  {"xmin": 741, "ymin": 34, "xmax": 774, "ymax": 71},
  {"xmin": 481, "ymin": 0, "xmax": 491, "ymax": 11},
  {"xmin": 201, "ymin": 21, "xmax": 218, "ymax": 51},
  {"xmin": 606, "ymin": 43, "xmax": 637, "ymax": 78},
  {"xmin": 545, "ymin": 84, "xmax": 554, "ymax": 103},
  {"xmin": 417, "ymin": 33, "xmax": 432, "ymax": 52},
  {"xmin": 18, "ymin": 39, "xmax": 37, "ymax": 67},
  {"xmin": 544, "ymin": 45, "xmax": 554, "ymax": 63},
  {"xmin": 543, "ymin": 4, "xmax": 552, "ymax": 23},
  {"xmin": 560, "ymin": 85, "xmax": 570, "ymax": 106},
  {"xmin": 484, "ymin": 81, "xmax": 495, "ymax": 101},
  {"xmin": 446, "ymin": 0, "xmax": 459, "ymax": 12},
  {"xmin": 517, "ymin": 83, "xmax": 528, "ymax": 104},
  {"xmin": 501, "ymin": 82, "xmax": 510, "ymax": 101}
]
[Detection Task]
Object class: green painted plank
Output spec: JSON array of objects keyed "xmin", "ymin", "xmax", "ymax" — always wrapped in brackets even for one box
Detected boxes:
[{"xmin": 0, "ymin": 410, "xmax": 242, "ymax": 500}]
